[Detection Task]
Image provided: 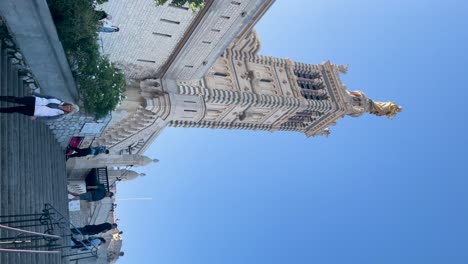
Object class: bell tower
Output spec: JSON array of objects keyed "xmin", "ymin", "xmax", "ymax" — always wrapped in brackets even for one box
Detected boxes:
[
  {"xmin": 97, "ymin": 29, "xmax": 401, "ymax": 153},
  {"xmin": 168, "ymin": 29, "xmax": 401, "ymax": 137}
]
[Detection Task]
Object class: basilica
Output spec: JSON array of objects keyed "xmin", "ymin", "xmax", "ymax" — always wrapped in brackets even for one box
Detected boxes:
[{"xmin": 93, "ymin": 0, "xmax": 401, "ymax": 156}]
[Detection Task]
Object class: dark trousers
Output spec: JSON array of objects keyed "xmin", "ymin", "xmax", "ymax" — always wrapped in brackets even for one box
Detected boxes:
[
  {"xmin": 68, "ymin": 146, "xmax": 92, "ymax": 158},
  {"xmin": 71, "ymin": 227, "xmax": 93, "ymax": 235},
  {"xmin": 71, "ymin": 237, "xmax": 90, "ymax": 249},
  {"xmin": 0, "ymin": 96, "xmax": 35, "ymax": 116},
  {"xmin": 71, "ymin": 227, "xmax": 82, "ymax": 235}
]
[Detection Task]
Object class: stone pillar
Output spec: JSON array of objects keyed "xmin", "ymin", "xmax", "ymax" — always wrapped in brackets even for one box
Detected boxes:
[{"xmin": 67, "ymin": 154, "xmax": 158, "ymax": 175}]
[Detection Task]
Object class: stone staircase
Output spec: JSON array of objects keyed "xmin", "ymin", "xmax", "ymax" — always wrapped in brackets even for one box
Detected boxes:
[{"xmin": 0, "ymin": 39, "xmax": 70, "ymax": 263}]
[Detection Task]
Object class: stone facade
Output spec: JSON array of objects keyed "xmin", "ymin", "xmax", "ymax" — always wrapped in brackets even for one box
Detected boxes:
[
  {"xmin": 99, "ymin": 0, "xmax": 198, "ymax": 79},
  {"xmin": 164, "ymin": 0, "xmax": 275, "ymax": 80},
  {"xmin": 167, "ymin": 31, "xmax": 360, "ymax": 137},
  {"xmin": 74, "ymin": 1, "xmax": 402, "ymax": 263},
  {"xmin": 96, "ymin": 28, "xmax": 400, "ymax": 154},
  {"xmin": 94, "ymin": 0, "xmax": 278, "ymax": 153},
  {"xmin": 99, "ymin": 0, "xmax": 274, "ymax": 81}
]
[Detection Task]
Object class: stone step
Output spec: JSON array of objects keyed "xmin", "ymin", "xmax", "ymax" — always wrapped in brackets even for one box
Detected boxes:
[
  {"xmin": 0, "ymin": 47, "xmax": 7, "ymax": 264},
  {"xmin": 0, "ymin": 91, "xmax": 10, "ymax": 264},
  {"xmin": 3, "ymin": 61, "xmax": 18, "ymax": 257},
  {"xmin": 20, "ymin": 83, "xmax": 33, "ymax": 264},
  {"xmin": 0, "ymin": 48, "xmax": 69, "ymax": 264},
  {"xmin": 0, "ymin": 42, "xmax": 3, "ymax": 219},
  {"xmin": 0, "ymin": 58, "xmax": 12, "ymax": 252},
  {"xmin": 0, "ymin": 46, "xmax": 8, "ymax": 95},
  {"xmin": 0, "ymin": 42, "xmax": 3, "ymax": 98}
]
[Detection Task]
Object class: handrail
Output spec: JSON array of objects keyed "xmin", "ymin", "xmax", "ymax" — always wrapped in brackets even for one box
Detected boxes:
[
  {"xmin": 0, "ymin": 224, "xmax": 60, "ymax": 239},
  {"xmin": 0, "ymin": 248, "xmax": 60, "ymax": 254},
  {"xmin": 0, "ymin": 204, "xmax": 100, "ymax": 259},
  {"xmin": 0, "ymin": 220, "xmax": 60, "ymax": 254},
  {"xmin": 44, "ymin": 204, "xmax": 99, "ymax": 259}
]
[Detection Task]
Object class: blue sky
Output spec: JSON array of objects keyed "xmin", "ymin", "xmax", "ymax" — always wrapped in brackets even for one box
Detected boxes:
[{"xmin": 115, "ymin": 1, "xmax": 468, "ymax": 263}]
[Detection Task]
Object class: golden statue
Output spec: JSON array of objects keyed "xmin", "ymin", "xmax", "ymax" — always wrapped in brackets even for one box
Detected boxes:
[
  {"xmin": 369, "ymin": 101, "xmax": 402, "ymax": 119},
  {"xmin": 346, "ymin": 90, "xmax": 402, "ymax": 119}
]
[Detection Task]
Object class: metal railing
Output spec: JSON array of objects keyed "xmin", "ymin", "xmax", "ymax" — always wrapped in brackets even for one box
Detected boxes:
[
  {"xmin": 0, "ymin": 204, "xmax": 100, "ymax": 261},
  {"xmin": 95, "ymin": 167, "xmax": 110, "ymax": 192},
  {"xmin": 0, "ymin": 204, "xmax": 62, "ymax": 254},
  {"xmin": 44, "ymin": 204, "xmax": 100, "ymax": 261}
]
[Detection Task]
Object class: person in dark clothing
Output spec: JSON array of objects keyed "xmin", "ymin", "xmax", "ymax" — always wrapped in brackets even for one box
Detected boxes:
[
  {"xmin": 68, "ymin": 184, "xmax": 113, "ymax": 202},
  {"xmin": 85, "ymin": 169, "xmax": 100, "ymax": 187},
  {"xmin": 95, "ymin": 10, "xmax": 111, "ymax": 20},
  {"xmin": 67, "ymin": 145, "xmax": 109, "ymax": 158},
  {"xmin": 71, "ymin": 222, "xmax": 118, "ymax": 236}
]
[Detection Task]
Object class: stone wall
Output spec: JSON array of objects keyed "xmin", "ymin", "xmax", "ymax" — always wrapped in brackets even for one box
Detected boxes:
[
  {"xmin": 0, "ymin": 0, "xmax": 79, "ymax": 103},
  {"xmin": 165, "ymin": 0, "xmax": 275, "ymax": 80},
  {"xmin": 98, "ymin": 0, "xmax": 198, "ymax": 79},
  {"xmin": 98, "ymin": 0, "xmax": 275, "ymax": 81},
  {"xmin": 45, "ymin": 113, "xmax": 111, "ymax": 147}
]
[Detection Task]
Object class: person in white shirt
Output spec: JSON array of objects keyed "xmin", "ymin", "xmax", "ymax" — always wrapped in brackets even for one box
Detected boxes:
[
  {"xmin": 0, "ymin": 94, "xmax": 78, "ymax": 120},
  {"xmin": 98, "ymin": 19, "xmax": 119, "ymax": 33}
]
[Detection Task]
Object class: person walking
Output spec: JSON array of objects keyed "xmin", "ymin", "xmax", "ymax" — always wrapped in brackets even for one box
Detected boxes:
[
  {"xmin": 67, "ymin": 145, "xmax": 109, "ymax": 158},
  {"xmin": 68, "ymin": 185, "xmax": 113, "ymax": 202},
  {"xmin": 98, "ymin": 19, "xmax": 119, "ymax": 32},
  {"xmin": 95, "ymin": 10, "xmax": 112, "ymax": 20},
  {"xmin": 0, "ymin": 94, "xmax": 78, "ymax": 120}
]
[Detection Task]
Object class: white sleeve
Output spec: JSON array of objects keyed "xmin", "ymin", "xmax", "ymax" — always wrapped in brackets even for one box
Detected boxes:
[
  {"xmin": 47, "ymin": 98, "xmax": 63, "ymax": 105},
  {"xmin": 34, "ymin": 106, "xmax": 64, "ymax": 117}
]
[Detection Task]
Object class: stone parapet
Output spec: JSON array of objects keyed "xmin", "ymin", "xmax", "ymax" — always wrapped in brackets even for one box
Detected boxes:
[{"xmin": 0, "ymin": 0, "xmax": 79, "ymax": 103}]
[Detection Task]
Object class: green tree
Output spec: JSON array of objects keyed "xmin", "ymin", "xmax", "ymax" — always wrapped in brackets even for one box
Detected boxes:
[
  {"xmin": 47, "ymin": 0, "xmax": 126, "ymax": 118},
  {"xmin": 79, "ymin": 57, "xmax": 126, "ymax": 118},
  {"xmin": 155, "ymin": 0, "xmax": 205, "ymax": 11}
]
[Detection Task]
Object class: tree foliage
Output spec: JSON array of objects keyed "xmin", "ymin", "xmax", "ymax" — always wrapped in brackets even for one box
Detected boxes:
[
  {"xmin": 155, "ymin": 0, "xmax": 205, "ymax": 12},
  {"xmin": 79, "ymin": 57, "xmax": 126, "ymax": 118},
  {"xmin": 47, "ymin": 0, "xmax": 126, "ymax": 118}
]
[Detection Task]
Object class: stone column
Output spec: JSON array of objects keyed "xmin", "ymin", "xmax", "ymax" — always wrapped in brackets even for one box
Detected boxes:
[{"xmin": 67, "ymin": 154, "xmax": 158, "ymax": 179}]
